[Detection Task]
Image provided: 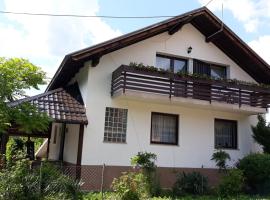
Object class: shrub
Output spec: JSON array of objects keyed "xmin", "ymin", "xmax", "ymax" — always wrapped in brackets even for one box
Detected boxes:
[
  {"xmin": 111, "ymin": 172, "xmax": 148, "ymax": 200},
  {"xmin": 218, "ymin": 169, "xmax": 244, "ymax": 197},
  {"xmin": 131, "ymin": 152, "xmax": 161, "ymax": 196},
  {"xmin": 0, "ymin": 156, "xmax": 41, "ymax": 200},
  {"xmin": 6, "ymin": 138, "xmax": 25, "ymax": 165},
  {"xmin": 173, "ymin": 171, "xmax": 209, "ymax": 196},
  {"xmin": 0, "ymin": 154, "xmax": 82, "ymax": 200},
  {"xmin": 35, "ymin": 162, "xmax": 82, "ymax": 199},
  {"xmin": 237, "ymin": 153, "xmax": 270, "ymax": 195},
  {"xmin": 211, "ymin": 150, "xmax": 231, "ymax": 171},
  {"xmin": 83, "ymin": 192, "xmax": 116, "ymax": 200},
  {"xmin": 131, "ymin": 151, "xmax": 157, "ymax": 173}
]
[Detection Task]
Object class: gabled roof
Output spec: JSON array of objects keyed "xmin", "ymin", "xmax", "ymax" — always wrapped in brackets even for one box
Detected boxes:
[
  {"xmin": 47, "ymin": 7, "xmax": 270, "ymax": 91},
  {"xmin": 10, "ymin": 84, "xmax": 88, "ymax": 125}
]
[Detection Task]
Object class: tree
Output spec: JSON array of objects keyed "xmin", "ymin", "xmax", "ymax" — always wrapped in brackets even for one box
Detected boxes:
[
  {"xmin": 0, "ymin": 57, "xmax": 51, "ymax": 134},
  {"xmin": 252, "ymin": 115, "xmax": 270, "ymax": 153}
]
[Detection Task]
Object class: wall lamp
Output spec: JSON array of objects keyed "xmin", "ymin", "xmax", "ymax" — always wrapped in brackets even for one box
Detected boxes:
[{"xmin": 187, "ymin": 46, "xmax": 192, "ymax": 54}]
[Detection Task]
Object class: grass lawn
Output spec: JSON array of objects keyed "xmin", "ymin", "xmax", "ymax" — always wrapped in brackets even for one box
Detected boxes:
[{"xmin": 83, "ymin": 192, "xmax": 270, "ymax": 200}]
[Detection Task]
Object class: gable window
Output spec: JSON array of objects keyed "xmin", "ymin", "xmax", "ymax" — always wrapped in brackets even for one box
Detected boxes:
[
  {"xmin": 156, "ymin": 54, "xmax": 187, "ymax": 73},
  {"xmin": 104, "ymin": 107, "xmax": 128, "ymax": 143},
  {"xmin": 215, "ymin": 119, "xmax": 237, "ymax": 149},
  {"xmin": 151, "ymin": 112, "xmax": 178, "ymax": 145},
  {"xmin": 193, "ymin": 59, "xmax": 227, "ymax": 79}
]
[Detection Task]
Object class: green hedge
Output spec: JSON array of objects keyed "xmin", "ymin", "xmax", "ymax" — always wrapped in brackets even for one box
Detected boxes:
[{"xmin": 237, "ymin": 153, "xmax": 270, "ymax": 195}]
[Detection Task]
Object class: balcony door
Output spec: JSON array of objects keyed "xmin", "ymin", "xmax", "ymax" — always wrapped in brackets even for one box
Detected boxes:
[
  {"xmin": 193, "ymin": 59, "xmax": 229, "ymax": 102},
  {"xmin": 193, "ymin": 59, "xmax": 211, "ymax": 101}
]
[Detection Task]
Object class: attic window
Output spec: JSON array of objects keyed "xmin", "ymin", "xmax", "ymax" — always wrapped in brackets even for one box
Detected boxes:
[
  {"xmin": 156, "ymin": 54, "xmax": 187, "ymax": 73},
  {"xmin": 193, "ymin": 59, "xmax": 227, "ymax": 79}
]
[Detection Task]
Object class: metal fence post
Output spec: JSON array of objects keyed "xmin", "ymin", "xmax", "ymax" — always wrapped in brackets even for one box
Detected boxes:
[{"xmin": 101, "ymin": 163, "xmax": 105, "ymax": 200}]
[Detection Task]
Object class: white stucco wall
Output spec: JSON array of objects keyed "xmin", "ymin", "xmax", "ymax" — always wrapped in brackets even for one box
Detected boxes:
[
  {"xmin": 73, "ymin": 23, "xmax": 260, "ymax": 168},
  {"xmin": 48, "ymin": 123, "xmax": 62, "ymax": 160},
  {"xmin": 82, "ymin": 99, "xmax": 256, "ymax": 168},
  {"xmin": 106, "ymin": 24, "xmax": 256, "ymax": 83},
  {"xmin": 63, "ymin": 124, "xmax": 80, "ymax": 164}
]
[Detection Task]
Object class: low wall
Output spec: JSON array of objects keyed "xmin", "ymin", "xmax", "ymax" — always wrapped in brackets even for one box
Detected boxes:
[{"xmin": 77, "ymin": 165, "xmax": 222, "ymax": 191}]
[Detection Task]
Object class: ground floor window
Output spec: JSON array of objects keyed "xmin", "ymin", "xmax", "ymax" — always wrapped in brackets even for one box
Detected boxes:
[
  {"xmin": 215, "ymin": 119, "xmax": 237, "ymax": 149},
  {"xmin": 104, "ymin": 107, "xmax": 128, "ymax": 143},
  {"xmin": 151, "ymin": 112, "xmax": 178, "ymax": 145}
]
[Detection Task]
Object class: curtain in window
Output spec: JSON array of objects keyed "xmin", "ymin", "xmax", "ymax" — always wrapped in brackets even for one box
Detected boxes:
[
  {"xmin": 151, "ymin": 114, "xmax": 177, "ymax": 144},
  {"xmin": 193, "ymin": 59, "xmax": 211, "ymax": 76},
  {"xmin": 215, "ymin": 120, "xmax": 237, "ymax": 149}
]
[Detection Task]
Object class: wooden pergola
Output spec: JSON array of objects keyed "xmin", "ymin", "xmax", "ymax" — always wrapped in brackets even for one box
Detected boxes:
[{"xmin": 0, "ymin": 84, "xmax": 88, "ymax": 164}]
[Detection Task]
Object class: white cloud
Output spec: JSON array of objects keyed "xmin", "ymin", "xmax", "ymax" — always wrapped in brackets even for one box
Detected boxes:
[
  {"xmin": 248, "ymin": 35, "xmax": 270, "ymax": 64},
  {"xmin": 248, "ymin": 36, "xmax": 270, "ymax": 122},
  {"xmin": 198, "ymin": 0, "xmax": 270, "ymax": 33},
  {"xmin": 0, "ymin": 0, "xmax": 122, "ymax": 94}
]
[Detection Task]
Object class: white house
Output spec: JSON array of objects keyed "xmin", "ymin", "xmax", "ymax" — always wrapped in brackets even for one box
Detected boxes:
[{"xmin": 5, "ymin": 7, "xmax": 270, "ymax": 190}]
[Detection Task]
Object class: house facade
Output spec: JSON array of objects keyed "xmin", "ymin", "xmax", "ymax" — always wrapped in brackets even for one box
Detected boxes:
[{"xmin": 6, "ymin": 7, "xmax": 270, "ymax": 190}]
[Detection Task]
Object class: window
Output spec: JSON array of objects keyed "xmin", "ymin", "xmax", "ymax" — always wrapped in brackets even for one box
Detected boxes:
[
  {"xmin": 156, "ymin": 54, "xmax": 187, "ymax": 73},
  {"xmin": 215, "ymin": 119, "xmax": 237, "ymax": 149},
  {"xmin": 151, "ymin": 112, "xmax": 178, "ymax": 145},
  {"xmin": 53, "ymin": 125, "xmax": 58, "ymax": 144},
  {"xmin": 193, "ymin": 59, "xmax": 227, "ymax": 79},
  {"xmin": 211, "ymin": 65, "xmax": 227, "ymax": 79},
  {"xmin": 104, "ymin": 107, "xmax": 128, "ymax": 143}
]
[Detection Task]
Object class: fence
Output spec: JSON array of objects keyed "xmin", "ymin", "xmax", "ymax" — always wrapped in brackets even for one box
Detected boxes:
[
  {"xmin": 32, "ymin": 162, "xmax": 107, "ymax": 192},
  {"xmin": 112, "ymin": 65, "xmax": 270, "ymax": 109}
]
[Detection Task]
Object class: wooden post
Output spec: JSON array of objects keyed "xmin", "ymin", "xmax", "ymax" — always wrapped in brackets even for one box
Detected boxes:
[
  {"xmin": 0, "ymin": 133, "xmax": 9, "ymax": 165},
  {"xmin": 76, "ymin": 124, "xmax": 84, "ymax": 166},
  {"xmin": 46, "ymin": 123, "xmax": 52, "ymax": 160},
  {"xmin": 59, "ymin": 123, "xmax": 66, "ymax": 161},
  {"xmin": 0, "ymin": 134, "xmax": 8, "ymax": 154},
  {"xmin": 76, "ymin": 124, "xmax": 84, "ymax": 179}
]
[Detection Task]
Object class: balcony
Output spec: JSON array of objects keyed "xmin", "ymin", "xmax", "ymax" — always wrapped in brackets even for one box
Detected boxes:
[{"xmin": 111, "ymin": 65, "xmax": 270, "ymax": 114}]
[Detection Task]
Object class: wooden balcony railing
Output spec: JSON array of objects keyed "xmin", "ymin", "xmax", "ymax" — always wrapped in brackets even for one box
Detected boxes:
[{"xmin": 111, "ymin": 65, "xmax": 270, "ymax": 109}]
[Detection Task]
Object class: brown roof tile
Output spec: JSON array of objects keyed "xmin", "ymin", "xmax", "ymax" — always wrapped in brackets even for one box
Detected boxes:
[{"xmin": 9, "ymin": 86, "xmax": 88, "ymax": 125}]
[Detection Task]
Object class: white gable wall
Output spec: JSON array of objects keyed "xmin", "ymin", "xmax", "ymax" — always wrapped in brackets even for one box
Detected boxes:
[
  {"xmin": 71, "ymin": 23, "xmax": 259, "ymax": 169},
  {"xmin": 63, "ymin": 124, "xmax": 80, "ymax": 164}
]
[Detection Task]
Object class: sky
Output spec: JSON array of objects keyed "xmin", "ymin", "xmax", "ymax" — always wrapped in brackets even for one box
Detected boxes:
[{"xmin": 0, "ymin": 0, "xmax": 269, "ymax": 121}]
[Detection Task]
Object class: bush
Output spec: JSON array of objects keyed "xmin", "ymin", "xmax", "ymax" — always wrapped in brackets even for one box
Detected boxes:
[
  {"xmin": 173, "ymin": 171, "xmax": 209, "ymax": 196},
  {"xmin": 0, "ymin": 154, "xmax": 82, "ymax": 200},
  {"xmin": 218, "ymin": 169, "xmax": 244, "ymax": 197},
  {"xmin": 237, "ymin": 153, "xmax": 270, "ymax": 195},
  {"xmin": 6, "ymin": 138, "xmax": 25, "ymax": 165},
  {"xmin": 111, "ymin": 172, "xmax": 148, "ymax": 200},
  {"xmin": 131, "ymin": 152, "xmax": 161, "ymax": 196},
  {"xmin": 83, "ymin": 192, "xmax": 116, "ymax": 200}
]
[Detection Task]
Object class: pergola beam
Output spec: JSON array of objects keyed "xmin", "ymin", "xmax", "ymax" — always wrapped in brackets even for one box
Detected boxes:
[{"xmin": 8, "ymin": 133, "xmax": 50, "ymax": 138}]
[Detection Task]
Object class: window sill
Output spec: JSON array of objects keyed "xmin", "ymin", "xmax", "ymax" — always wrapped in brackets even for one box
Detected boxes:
[
  {"xmin": 103, "ymin": 141, "xmax": 127, "ymax": 144},
  {"xmin": 214, "ymin": 148, "xmax": 239, "ymax": 151},
  {"xmin": 150, "ymin": 142, "xmax": 179, "ymax": 146}
]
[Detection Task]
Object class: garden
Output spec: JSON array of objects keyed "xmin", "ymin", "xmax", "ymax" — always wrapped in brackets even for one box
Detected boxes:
[{"xmin": 0, "ymin": 113, "xmax": 270, "ymax": 200}]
